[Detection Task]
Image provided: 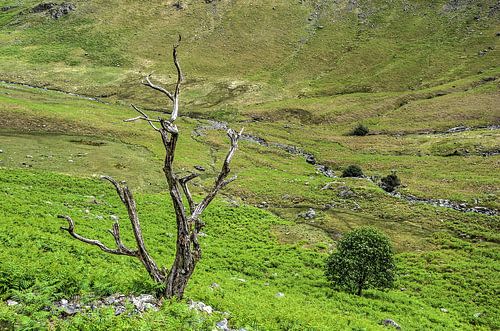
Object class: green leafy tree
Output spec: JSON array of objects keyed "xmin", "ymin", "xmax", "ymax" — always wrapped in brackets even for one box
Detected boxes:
[{"xmin": 325, "ymin": 227, "xmax": 395, "ymax": 296}]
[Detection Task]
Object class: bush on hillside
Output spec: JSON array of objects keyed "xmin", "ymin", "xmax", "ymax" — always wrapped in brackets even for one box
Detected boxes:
[
  {"xmin": 325, "ymin": 227, "xmax": 395, "ymax": 296},
  {"xmin": 380, "ymin": 172, "xmax": 401, "ymax": 192},
  {"xmin": 349, "ymin": 124, "xmax": 369, "ymax": 136},
  {"xmin": 342, "ymin": 165, "xmax": 364, "ymax": 178}
]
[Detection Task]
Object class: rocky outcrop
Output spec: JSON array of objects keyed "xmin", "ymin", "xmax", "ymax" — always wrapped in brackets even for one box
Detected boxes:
[{"xmin": 30, "ymin": 2, "xmax": 75, "ymax": 19}]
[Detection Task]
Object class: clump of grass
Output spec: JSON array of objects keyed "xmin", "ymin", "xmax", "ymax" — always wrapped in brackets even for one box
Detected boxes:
[
  {"xmin": 342, "ymin": 165, "xmax": 364, "ymax": 178},
  {"xmin": 349, "ymin": 124, "xmax": 369, "ymax": 136}
]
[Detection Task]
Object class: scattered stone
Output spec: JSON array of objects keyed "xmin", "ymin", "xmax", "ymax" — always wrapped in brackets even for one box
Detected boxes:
[
  {"xmin": 321, "ymin": 182, "xmax": 333, "ymax": 190},
  {"xmin": 114, "ymin": 305, "xmax": 126, "ymax": 316},
  {"xmin": 53, "ymin": 293, "xmax": 161, "ymax": 317},
  {"xmin": 68, "ymin": 159, "xmax": 74, "ymax": 163},
  {"xmin": 1, "ymin": 6, "xmax": 16, "ymax": 11},
  {"xmin": 26, "ymin": 155, "xmax": 33, "ymax": 158},
  {"xmin": 194, "ymin": 165, "xmax": 206, "ymax": 172},
  {"xmin": 32, "ymin": 3, "xmax": 56, "ymax": 13},
  {"xmin": 189, "ymin": 300, "xmax": 213, "ymax": 314},
  {"xmin": 338, "ymin": 186, "xmax": 355, "ymax": 198},
  {"xmin": 257, "ymin": 201, "xmax": 268, "ymax": 208},
  {"xmin": 172, "ymin": 1, "xmax": 185, "ymax": 10},
  {"xmin": 197, "ymin": 122, "xmax": 335, "ymax": 178},
  {"xmin": 446, "ymin": 126, "xmax": 469, "ymax": 133},
  {"xmin": 440, "ymin": 308, "xmax": 448, "ymax": 313},
  {"xmin": 275, "ymin": 292, "xmax": 285, "ymax": 298},
  {"xmin": 315, "ymin": 164, "xmax": 335, "ymax": 177},
  {"xmin": 216, "ymin": 319, "xmax": 229, "ymax": 330},
  {"xmin": 31, "ymin": 2, "xmax": 75, "ymax": 19},
  {"xmin": 96, "ymin": 215, "xmax": 104, "ymax": 220},
  {"xmin": 237, "ymin": 278, "xmax": 246, "ymax": 283},
  {"xmin": 131, "ymin": 294, "xmax": 157, "ymax": 312},
  {"xmin": 0, "ymin": 149, "xmax": 3, "ymax": 153},
  {"xmin": 381, "ymin": 319, "xmax": 401, "ymax": 330},
  {"xmin": 305, "ymin": 154, "xmax": 316, "ymax": 165},
  {"xmin": 51, "ymin": 2, "xmax": 75, "ymax": 19},
  {"xmin": 110, "ymin": 215, "xmax": 119, "ymax": 221},
  {"xmin": 210, "ymin": 282, "xmax": 220, "ymax": 289},
  {"xmin": 299, "ymin": 208, "xmax": 316, "ymax": 220},
  {"xmin": 6, "ymin": 300, "xmax": 19, "ymax": 306},
  {"xmin": 389, "ymin": 192, "xmax": 498, "ymax": 216},
  {"xmin": 473, "ymin": 312, "xmax": 482, "ymax": 318}
]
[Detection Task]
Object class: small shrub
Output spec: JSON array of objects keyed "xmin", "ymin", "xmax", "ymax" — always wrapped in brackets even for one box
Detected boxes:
[
  {"xmin": 325, "ymin": 227, "xmax": 395, "ymax": 296},
  {"xmin": 342, "ymin": 165, "xmax": 364, "ymax": 178},
  {"xmin": 350, "ymin": 124, "xmax": 369, "ymax": 136},
  {"xmin": 380, "ymin": 172, "xmax": 401, "ymax": 192}
]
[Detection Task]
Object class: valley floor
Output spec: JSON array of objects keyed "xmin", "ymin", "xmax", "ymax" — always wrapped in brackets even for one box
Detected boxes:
[{"xmin": 0, "ymin": 81, "xmax": 499, "ymax": 330}]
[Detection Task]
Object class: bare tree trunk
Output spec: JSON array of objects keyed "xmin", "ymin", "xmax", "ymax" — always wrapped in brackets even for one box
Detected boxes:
[{"xmin": 59, "ymin": 37, "xmax": 242, "ymax": 300}]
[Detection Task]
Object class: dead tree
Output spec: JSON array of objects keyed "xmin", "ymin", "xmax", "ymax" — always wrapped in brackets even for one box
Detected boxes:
[{"xmin": 58, "ymin": 38, "xmax": 242, "ymax": 299}]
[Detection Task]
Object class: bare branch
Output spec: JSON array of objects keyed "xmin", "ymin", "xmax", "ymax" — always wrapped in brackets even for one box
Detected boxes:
[
  {"xmin": 179, "ymin": 173, "xmax": 199, "ymax": 213},
  {"xmin": 100, "ymin": 175, "xmax": 126, "ymax": 204},
  {"xmin": 108, "ymin": 222, "xmax": 136, "ymax": 254},
  {"xmin": 125, "ymin": 104, "xmax": 160, "ymax": 131},
  {"xmin": 191, "ymin": 128, "xmax": 243, "ymax": 220},
  {"xmin": 143, "ymin": 74, "xmax": 174, "ymax": 102},
  {"xmin": 58, "ymin": 215, "xmax": 137, "ymax": 256},
  {"xmin": 171, "ymin": 36, "xmax": 183, "ymax": 122},
  {"xmin": 99, "ymin": 176, "xmax": 165, "ymax": 282}
]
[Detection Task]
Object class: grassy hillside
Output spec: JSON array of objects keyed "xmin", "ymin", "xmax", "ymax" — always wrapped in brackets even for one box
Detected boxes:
[
  {"xmin": 0, "ymin": 0, "xmax": 498, "ymax": 105},
  {"xmin": 0, "ymin": 169, "xmax": 498, "ymax": 330},
  {"xmin": 0, "ymin": 0, "xmax": 499, "ymax": 330}
]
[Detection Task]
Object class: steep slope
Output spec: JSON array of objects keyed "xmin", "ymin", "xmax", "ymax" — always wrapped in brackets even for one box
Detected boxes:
[{"xmin": 0, "ymin": 0, "xmax": 498, "ymax": 108}]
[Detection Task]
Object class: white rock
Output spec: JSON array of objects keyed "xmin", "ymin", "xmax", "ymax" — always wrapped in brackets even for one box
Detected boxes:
[
  {"xmin": 110, "ymin": 215, "xmax": 119, "ymax": 221},
  {"xmin": 440, "ymin": 308, "xmax": 448, "ymax": 313},
  {"xmin": 275, "ymin": 292, "xmax": 285, "ymax": 298},
  {"xmin": 201, "ymin": 305, "xmax": 213, "ymax": 314},
  {"xmin": 6, "ymin": 300, "xmax": 18, "ymax": 306},
  {"xmin": 216, "ymin": 318, "xmax": 229, "ymax": 330}
]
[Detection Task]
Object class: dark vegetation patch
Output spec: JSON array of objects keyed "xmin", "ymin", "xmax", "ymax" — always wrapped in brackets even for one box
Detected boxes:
[
  {"xmin": 0, "ymin": 110, "xmax": 104, "ymax": 136},
  {"xmin": 380, "ymin": 173, "xmax": 401, "ymax": 193},
  {"xmin": 69, "ymin": 139, "xmax": 106, "ymax": 147},
  {"xmin": 349, "ymin": 124, "xmax": 369, "ymax": 136},
  {"xmin": 341, "ymin": 165, "xmax": 364, "ymax": 178}
]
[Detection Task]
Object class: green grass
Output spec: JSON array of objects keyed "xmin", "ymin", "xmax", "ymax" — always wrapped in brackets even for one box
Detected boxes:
[
  {"xmin": 0, "ymin": 169, "xmax": 498, "ymax": 330},
  {"xmin": 0, "ymin": 0, "xmax": 499, "ymax": 329},
  {"xmin": 0, "ymin": 0, "xmax": 498, "ymax": 107}
]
